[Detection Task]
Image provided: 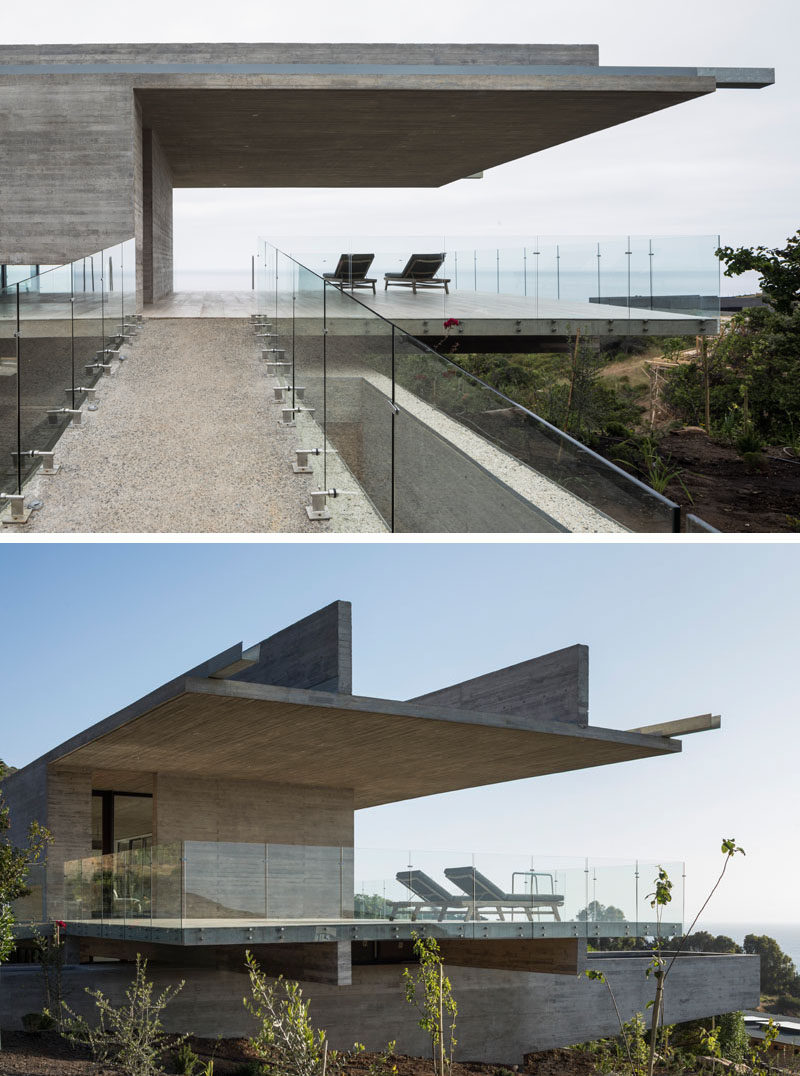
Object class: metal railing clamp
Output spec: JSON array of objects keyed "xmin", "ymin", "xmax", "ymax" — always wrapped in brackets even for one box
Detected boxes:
[
  {"xmin": 47, "ymin": 407, "xmax": 82, "ymax": 426},
  {"xmin": 14, "ymin": 449, "xmax": 59, "ymax": 475},
  {"xmin": 0, "ymin": 493, "xmax": 32, "ymax": 524}
]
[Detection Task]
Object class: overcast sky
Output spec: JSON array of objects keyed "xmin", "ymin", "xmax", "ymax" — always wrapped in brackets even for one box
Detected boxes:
[
  {"xmin": 0, "ymin": 541, "xmax": 796, "ymax": 926},
  {"xmin": 4, "ymin": 0, "xmax": 796, "ymax": 284}
]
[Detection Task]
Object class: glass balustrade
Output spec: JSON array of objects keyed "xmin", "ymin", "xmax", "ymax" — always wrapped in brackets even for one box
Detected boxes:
[
  {"xmin": 0, "ymin": 240, "xmax": 135, "ymax": 518},
  {"xmin": 49, "ymin": 842, "xmax": 683, "ymax": 943},
  {"xmin": 258, "ymin": 237, "xmax": 711, "ymax": 532}
]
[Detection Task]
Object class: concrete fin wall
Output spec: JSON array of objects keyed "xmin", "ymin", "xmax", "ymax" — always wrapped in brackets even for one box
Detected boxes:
[
  {"xmin": 410, "ymin": 644, "xmax": 589, "ymax": 726},
  {"xmin": 230, "ymin": 600, "xmax": 353, "ymax": 694},
  {"xmin": 141, "ymin": 126, "xmax": 173, "ymax": 303}
]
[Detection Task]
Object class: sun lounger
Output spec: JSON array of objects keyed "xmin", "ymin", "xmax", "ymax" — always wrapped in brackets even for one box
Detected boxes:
[
  {"xmin": 322, "ymin": 254, "xmax": 377, "ymax": 294},
  {"xmin": 389, "ymin": 869, "xmax": 469, "ymax": 921},
  {"xmin": 384, "ymin": 253, "xmax": 451, "ymax": 294},
  {"xmin": 444, "ymin": 866, "xmax": 564, "ymax": 921}
]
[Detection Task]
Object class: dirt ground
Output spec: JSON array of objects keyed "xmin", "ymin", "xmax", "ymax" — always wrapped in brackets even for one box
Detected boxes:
[
  {"xmin": 655, "ymin": 430, "xmax": 800, "ymax": 533},
  {"xmin": 0, "ymin": 1034, "xmax": 594, "ymax": 1076}
]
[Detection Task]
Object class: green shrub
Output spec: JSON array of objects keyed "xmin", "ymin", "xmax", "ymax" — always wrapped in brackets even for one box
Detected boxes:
[
  {"xmin": 173, "ymin": 1039, "xmax": 201, "ymax": 1074},
  {"xmin": 61, "ymin": 954, "xmax": 185, "ymax": 1076},
  {"xmin": 736, "ymin": 427, "xmax": 765, "ymax": 454},
  {"xmin": 718, "ymin": 1011, "xmax": 749, "ymax": 1063},
  {"xmin": 21, "ymin": 1010, "xmax": 55, "ymax": 1033}
]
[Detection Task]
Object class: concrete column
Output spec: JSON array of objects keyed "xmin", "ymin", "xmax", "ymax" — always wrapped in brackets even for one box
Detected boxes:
[{"xmin": 140, "ymin": 127, "xmax": 174, "ymax": 305}]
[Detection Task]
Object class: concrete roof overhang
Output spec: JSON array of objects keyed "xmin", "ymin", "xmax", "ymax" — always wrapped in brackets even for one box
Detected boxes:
[
  {"xmin": 45, "ymin": 676, "xmax": 681, "ymax": 808},
  {"xmin": 0, "ymin": 44, "xmax": 774, "ymax": 188},
  {"xmin": 134, "ymin": 76, "xmax": 718, "ymax": 188}
]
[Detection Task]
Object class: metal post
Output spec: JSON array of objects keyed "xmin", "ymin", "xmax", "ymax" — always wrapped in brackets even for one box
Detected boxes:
[
  {"xmin": 556, "ymin": 245, "xmax": 561, "ymax": 300},
  {"xmin": 323, "ymin": 282, "xmax": 328, "ymax": 490},
  {"xmin": 649, "ymin": 239, "xmax": 654, "ymax": 310},
  {"xmin": 391, "ymin": 325, "xmax": 396, "ymax": 533},
  {"xmin": 626, "ymin": 236, "xmax": 632, "ymax": 314},
  {"xmin": 596, "ymin": 242, "xmax": 602, "ymax": 302},
  {"xmin": 15, "ymin": 285, "xmax": 21, "ymax": 493}
]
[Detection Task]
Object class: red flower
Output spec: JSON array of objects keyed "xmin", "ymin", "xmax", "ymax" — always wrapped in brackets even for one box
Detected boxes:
[
  {"xmin": 443, "ymin": 318, "xmax": 460, "ymax": 328},
  {"xmin": 56, "ymin": 920, "xmax": 66, "ymax": 929}
]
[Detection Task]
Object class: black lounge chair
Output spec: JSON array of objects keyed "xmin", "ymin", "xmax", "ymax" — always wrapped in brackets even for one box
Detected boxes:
[
  {"xmin": 322, "ymin": 254, "xmax": 377, "ymax": 294},
  {"xmin": 389, "ymin": 870, "xmax": 468, "ymax": 922},
  {"xmin": 444, "ymin": 866, "xmax": 564, "ymax": 921},
  {"xmin": 384, "ymin": 253, "xmax": 451, "ymax": 294}
]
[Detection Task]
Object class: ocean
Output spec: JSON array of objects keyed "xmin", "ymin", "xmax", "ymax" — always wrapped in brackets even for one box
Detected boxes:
[{"xmin": 699, "ymin": 922, "xmax": 800, "ymax": 970}]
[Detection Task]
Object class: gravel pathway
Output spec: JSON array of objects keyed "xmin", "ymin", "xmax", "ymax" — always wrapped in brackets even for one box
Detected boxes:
[{"xmin": 14, "ymin": 319, "xmax": 386, "ymax": 534}]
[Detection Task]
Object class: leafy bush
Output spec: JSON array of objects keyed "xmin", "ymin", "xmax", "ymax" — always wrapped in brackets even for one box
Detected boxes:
[
  {"xmin": 173, "ymin": 1039, "xmax": 201, "ymax": 1074},
  {"xmin": 61, "ymin": 954, "xmax": 185, "ymax": 1076},
  {"xmin": 244, "ymin": 953, "xmax": 333, "ymax": 1076},
  {"xmin": 718, "ymin": 1011, "xmax": 748, "ymax": 1063},
  {"xmin": 21, "ymin": 1010, "xmax": 55, "ymax": 1033}
]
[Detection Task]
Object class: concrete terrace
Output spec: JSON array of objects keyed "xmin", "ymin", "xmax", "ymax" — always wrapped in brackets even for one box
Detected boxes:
[{"xmin": 147, "ymin": 287, "xmax": 715, "ymax": 338}]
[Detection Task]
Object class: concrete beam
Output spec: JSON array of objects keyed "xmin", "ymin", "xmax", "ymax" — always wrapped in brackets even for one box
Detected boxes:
[
  {"xmin": 411, "ymin": 644, "xmax": 589, "ymax": 726},
  {"xmin": 628, "ymin": 713, "xmax": 721, "ymax": 737},
  {"xmin": 438, "ymin": 937, "xmax": 579, "ymax": 975}
]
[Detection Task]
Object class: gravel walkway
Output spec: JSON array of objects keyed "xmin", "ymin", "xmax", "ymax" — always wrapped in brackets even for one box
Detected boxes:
[{"xmin": 14, "ymin": 319, "xmax": 386, "ymax": 534}]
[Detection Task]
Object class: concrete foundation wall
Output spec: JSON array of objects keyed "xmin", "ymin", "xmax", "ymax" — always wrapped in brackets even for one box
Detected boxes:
[
  {"xmin": 324, "ymin": 376, "xmax": 560, "ymax": 532},
  {"xmin": 1, "ymin": 953, "xmax": 759, "ymax": 1065},
  {"xmin": 141, "ymin": 126, "xmax": 173, "ymax": 303},
  {"xmin": 0, "ymin": 78, "xmax": 136, "ymax": 264}
]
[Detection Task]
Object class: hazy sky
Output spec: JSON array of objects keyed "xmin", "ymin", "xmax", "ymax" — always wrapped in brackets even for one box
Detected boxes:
[
  {"xmin": 4, "ymin": 0, "xmax": 796, "ymax": 284},
  {"xmin": 0, "ymin": 541, "xmax": 796, "ymax": 925}
]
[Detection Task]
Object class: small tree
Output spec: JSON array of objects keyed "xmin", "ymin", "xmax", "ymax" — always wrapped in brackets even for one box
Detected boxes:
[
  {"xmin": 717, "ymin": 230, "xmax": 800, "ymax": 315},
  {"xmin": 717, "ymin": 1011, "xmax": 749, "ymax": 1063},
  {"xmin": 61, "ymin": 954, "xmax": 184, "ymax": 1076},
  {"xmin": 585, "ymin": 838, "xmax": 745, "ymax": 1076},
  {"xmin": 402, "ymin": 933, "xmax": 457, "ymax": 1076},
  {"xmin": 0, "ymin": 760, "xmax": 51, "ymax": 962},
  {"xmin": 244, "ymin": 952, "xmax": 332, "ymax": 1076}
]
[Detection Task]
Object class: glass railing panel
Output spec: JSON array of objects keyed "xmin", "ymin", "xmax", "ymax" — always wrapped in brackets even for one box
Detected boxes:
[
  {"xmin": 0, "ymin": 283, "xmax": 20, "ymax": 502},
  {"xmin": 323, "ymin": 285, "xmax": 393, "ymax": 529},
  {"xmin": 290, "ymin": 261, "xmax": 325, "ymax": 491},
  {"xmin": 73, "ymin": 255, "xmax": 106, "ymax": 401},
  {"xmin": 113, "ymin": 846, "xmax": 153, "ymax": 928},
  {"xmin": 266, "ymin": 843, "xmax": 345, "ymax": 919},
  {"xmin": 9, "ymin": 861, "xmax": 46, "ymax": 925},
  {"xmin": 581, "ymin": 862, "xmax": 637, "ymax": 943},
  {"xmin": 17, "ymin": 264, "xmax": 74, "ymax": 485},
  {"xmin": 103, "ymin": 245, "xmax": 123, "ymax": 343},
  {"xmin": 392, "ymin": 331, "xmax": 562, "ymax": 533},
  {"xmin": 120, "ymin": 238, "xmax": 137, "ymax": 328},
  {"xmin": 184, "ymin": 840, "xmax": 266, "ymax": 919},
  {"xmin": 150, "ymin": 842, "xmax": 182, "ymax": 928},
  {"xmin": 410, "ymin": 351, "xmax": 680, "ymax": 532},
  {"xmin": 63, "ymin": 858, "xmax": 83, "ymax": 920},
  {"xmin": 632, "ymin": 860, "xmax": 684, "ymax": 940}
]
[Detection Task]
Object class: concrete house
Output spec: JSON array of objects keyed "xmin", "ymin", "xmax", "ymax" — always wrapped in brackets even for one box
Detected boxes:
[{"xmin": 4, "ymin": 601, "xmax": 758, "ymax": 1063}]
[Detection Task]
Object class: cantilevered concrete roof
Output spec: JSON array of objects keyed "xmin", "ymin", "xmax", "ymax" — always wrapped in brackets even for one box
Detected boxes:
[
  {"xmin": 0, "ymin": 43, "xmax": 774, "ymax": 188},
  {"xmin": 45, "ymin": 677, "xmax": 682, "ymax": 808},
  {"xmin": 10, "ymin": 600, "xmax": 704, "ymax": 808}
]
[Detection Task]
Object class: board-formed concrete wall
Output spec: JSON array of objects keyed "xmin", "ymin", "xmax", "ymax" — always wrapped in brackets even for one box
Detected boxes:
[
  {"xmin": 1, "ymin": 952, "xmax": 759, "ymax": 1064},
  {"xmin": 0, "ymin": 78, "xmax": 136, "ymax": 264},
  {"xmin": 142, "ymin": 127, "xmax": 174, "ymax": 303},
  {"xmin": 154, "ymin": 773, "xmax": 354, "ymax": 848}
]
